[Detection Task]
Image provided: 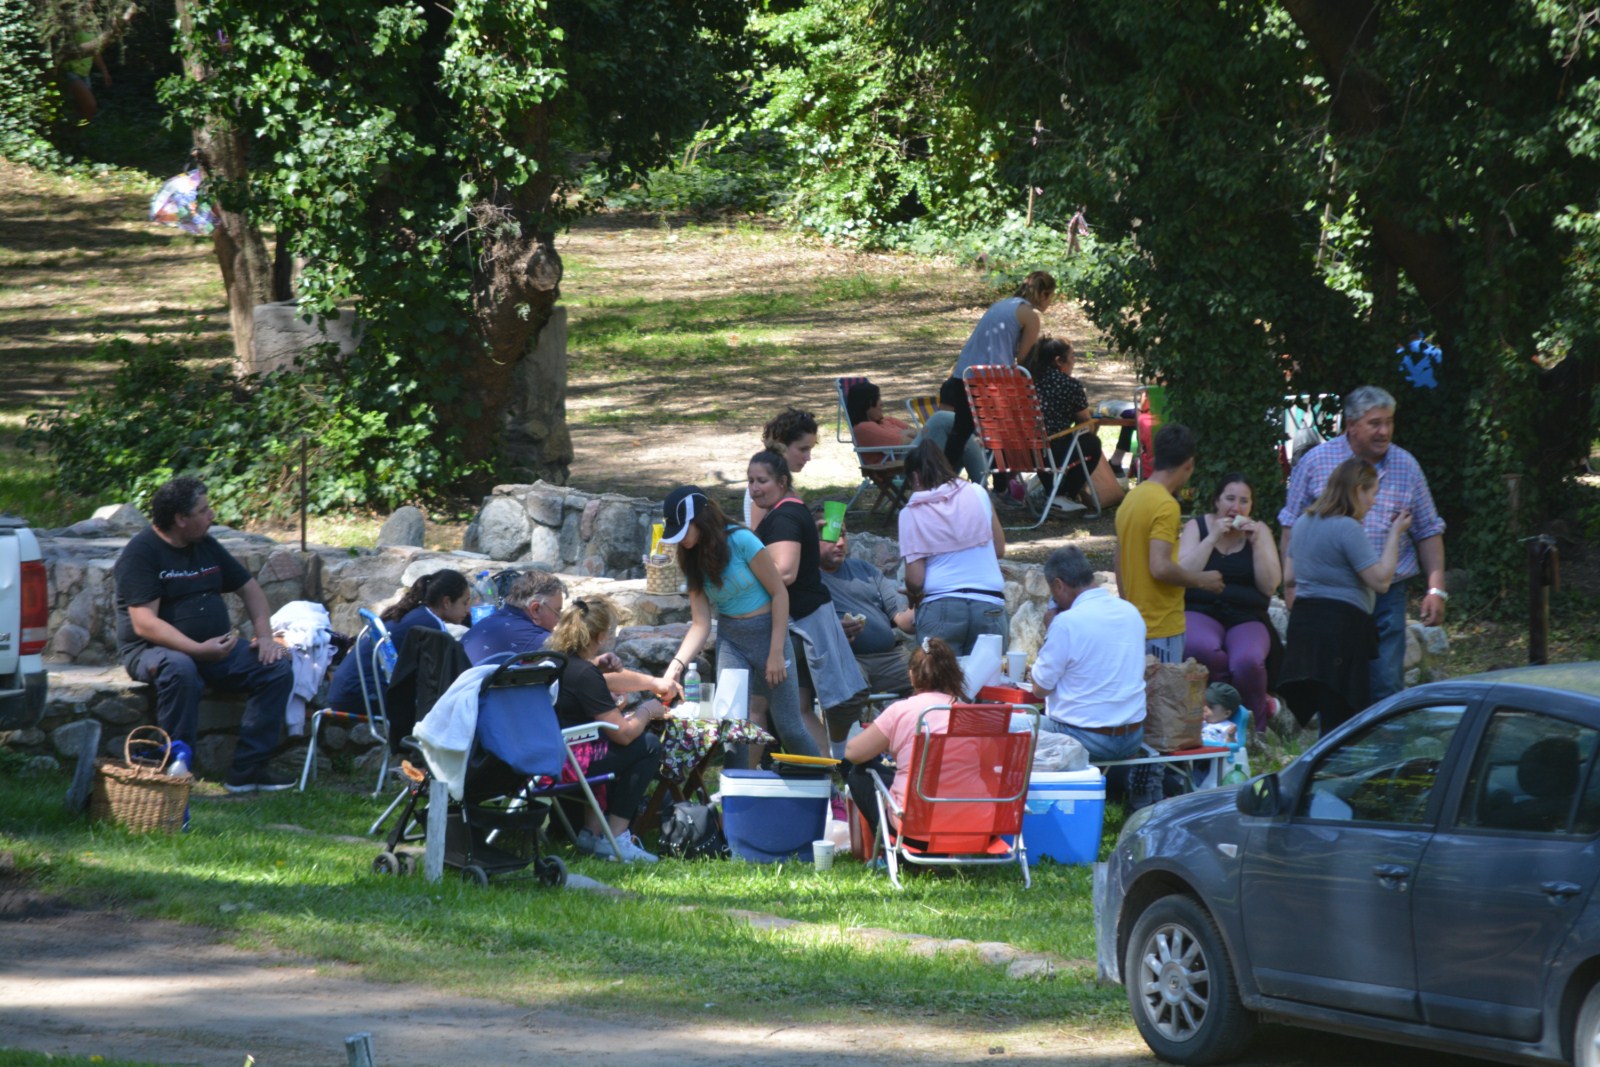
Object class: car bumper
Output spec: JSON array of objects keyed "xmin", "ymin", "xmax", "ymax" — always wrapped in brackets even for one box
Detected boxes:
[{"xmin": 0, "ymin": 667, "xmax": 47, "ymax": 731}]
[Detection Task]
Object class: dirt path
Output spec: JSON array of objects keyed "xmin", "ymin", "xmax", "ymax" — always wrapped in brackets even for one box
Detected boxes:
[{"xmin": 0, "ymin": 903, "xmax": 1487, "ymax": 1067}]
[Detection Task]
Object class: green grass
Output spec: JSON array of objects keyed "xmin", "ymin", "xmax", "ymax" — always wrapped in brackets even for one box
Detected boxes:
[
  {"xmin": 0, "ymin": 1052, "xmax": 165, "ymax": 1067},
  {"xmin": 0, "ymin": 773, "xmax": 1124, "ymax": 1027}
]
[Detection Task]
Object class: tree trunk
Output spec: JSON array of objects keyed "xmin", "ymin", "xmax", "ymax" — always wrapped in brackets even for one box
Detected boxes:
[{"xmin": 173, "ymin": 0, "xmax": 274, "ymax": 374}]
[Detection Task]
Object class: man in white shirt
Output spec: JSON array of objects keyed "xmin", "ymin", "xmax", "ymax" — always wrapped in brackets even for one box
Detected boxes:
[{"xmin": 1029, "ymin": 546, "xmax": 1148, "ymax": 763}]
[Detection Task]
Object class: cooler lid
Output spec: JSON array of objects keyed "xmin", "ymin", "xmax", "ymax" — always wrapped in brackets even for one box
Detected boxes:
[{"xmin": 721, "ymin": 769, "xmax": 833, "ymax": 799}]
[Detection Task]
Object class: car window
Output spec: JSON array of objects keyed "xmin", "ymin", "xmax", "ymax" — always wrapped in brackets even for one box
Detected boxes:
[
  {"xmin": 1297, "ymin": 704, "xmax": 1465, "ymax": 824},
  {"xmin": 1457, "ymin": 708, "xmax": 1599, "ymax": 835}
]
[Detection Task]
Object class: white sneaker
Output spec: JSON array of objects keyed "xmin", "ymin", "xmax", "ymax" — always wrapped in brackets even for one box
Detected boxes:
[
  {"xmin": 593, "ymin": 829, "xmax": 659, "ymax": 864},
  {"xmin": 574, "ymin": 828, "xmax": 602, "ymax": 854}
]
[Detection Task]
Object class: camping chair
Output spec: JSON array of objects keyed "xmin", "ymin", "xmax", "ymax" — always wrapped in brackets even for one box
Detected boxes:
[
  {"xmin": 963, "ymin": 365, "xmax": 1103, "ymax": 530},
  {"xmin": 301, "ymin": 607, "xmax": 395, "ymax": 795},
  {"xmin": 904, "ymin": 394, "xmax": 940, "ymax": 428},
  {"xmin": 872, "ymin": 703, "xmax": 1039, "ymax": 890},
  {"xmin": 836, "ymin": 375, "xmax": 913, "ymax": 515}
]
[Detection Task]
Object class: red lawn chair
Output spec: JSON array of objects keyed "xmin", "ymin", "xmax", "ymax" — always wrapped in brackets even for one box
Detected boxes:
[{"xmin": 963, "ymin": 365, "xmax": 1104, "ymax": 529}]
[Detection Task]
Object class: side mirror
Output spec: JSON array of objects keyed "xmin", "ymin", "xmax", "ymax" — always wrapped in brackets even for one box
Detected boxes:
[{"xmin": 1236, "ymin": 774, "xmax": 1282, "ymax": 817}]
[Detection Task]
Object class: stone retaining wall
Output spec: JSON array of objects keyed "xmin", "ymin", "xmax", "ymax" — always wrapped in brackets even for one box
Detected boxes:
[{"xmin": 465, "ymin": 480, "xmax": 662, "ymax": 578}]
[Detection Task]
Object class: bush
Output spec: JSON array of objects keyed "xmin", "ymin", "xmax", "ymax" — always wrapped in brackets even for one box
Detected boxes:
[
  {"xmin": 22, "ymin": 329, "xmax": 468, "ymax": 523},
  {"xmin": 587, "ymin": 131, "xmax": 792, "ymax": 217}
]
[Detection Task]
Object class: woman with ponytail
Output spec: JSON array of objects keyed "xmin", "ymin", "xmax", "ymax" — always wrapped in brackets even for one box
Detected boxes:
[
  {"xmin": 843, "ymin": 636, "xmax": 968, "ymax": 831},
  {"xmin": 324, "ymin": 569, "xmax": 471, "ymax": 714},
  {"xmin": 544, "ymin": 593, "xmax": 674, "ymax": 864}
]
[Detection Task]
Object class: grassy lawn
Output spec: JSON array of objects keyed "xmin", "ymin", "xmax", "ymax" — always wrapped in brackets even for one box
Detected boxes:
[{"xmin": 0, "ymin": 767, "xmax": 1126, "ymax": 1029}]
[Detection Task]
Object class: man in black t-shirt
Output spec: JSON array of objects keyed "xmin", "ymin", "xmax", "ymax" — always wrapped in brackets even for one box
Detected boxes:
[{"xmin": 113, "ymin": 477, "xmax": 295, "ymax": 793}]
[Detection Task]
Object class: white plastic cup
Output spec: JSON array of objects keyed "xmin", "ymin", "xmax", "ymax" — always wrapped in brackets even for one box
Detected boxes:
[
  {"xmin": 698, "ymin": 683, "xmax": 716, "ymax": 719},
  {"xmin": 812, "ymin": 839, "xmax": 836, "ymax": 870},
  {"xmin": 1006, "ymin": 650, "xmax": 1028, "ymax": 685}
]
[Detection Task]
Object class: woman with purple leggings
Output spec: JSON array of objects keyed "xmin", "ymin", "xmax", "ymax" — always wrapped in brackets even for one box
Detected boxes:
[{"xmin": 1176, "ymin": 473, "xmax": 1283, "ymax": 731}]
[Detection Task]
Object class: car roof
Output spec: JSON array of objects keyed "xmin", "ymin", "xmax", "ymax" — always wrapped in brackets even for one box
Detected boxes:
[{"xmin": 1453, "ymin": 661, "xmax": 1600, "ymax": 700}]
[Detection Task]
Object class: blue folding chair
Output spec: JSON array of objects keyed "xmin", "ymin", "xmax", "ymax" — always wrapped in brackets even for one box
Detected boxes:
[{"xmin": 301, "ymin": 607, "xmax": 395, "ymax": 794}]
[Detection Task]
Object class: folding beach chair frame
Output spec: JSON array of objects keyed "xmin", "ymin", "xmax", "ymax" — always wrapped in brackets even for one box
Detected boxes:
[
  {"xmin": 836, "ymin": 375, "xmax": 915, "ymax": 515},
  {"xmin": 872, "ymin": 703, "xmax": 1039, "ymax": 890},
  {"xmin": 963, "ymin": 365, "xmax": 1102, "ymax": 530},
  {"xmin": 903, "ymin": 394, "xmax": 939, "ymax": 428},
  {"xmin": 301, "ymin": 607, "xmax": 394, "ymax": 794}
]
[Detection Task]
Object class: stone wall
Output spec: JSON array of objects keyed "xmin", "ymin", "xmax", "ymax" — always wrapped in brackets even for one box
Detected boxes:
[{"xmin": 466, "ymin": 479, "xmax": 662, "ymax": 579}]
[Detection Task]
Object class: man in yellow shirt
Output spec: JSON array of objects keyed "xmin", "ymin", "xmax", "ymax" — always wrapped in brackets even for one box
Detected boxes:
[{"xmin": 1114, "ymin": 424, "xmax": 1223, "ymax": 661}]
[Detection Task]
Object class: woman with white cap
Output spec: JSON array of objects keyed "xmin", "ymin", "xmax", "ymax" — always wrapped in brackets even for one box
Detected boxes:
[{"xmin": 659, "ymin": 486, "xmax": 821, "ymax": 762}]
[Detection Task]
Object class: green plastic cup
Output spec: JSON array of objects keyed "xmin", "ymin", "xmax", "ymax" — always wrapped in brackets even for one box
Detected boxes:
[{"xmin": 821, "ymin": 500, "xmax": 846, "ymax": 542}]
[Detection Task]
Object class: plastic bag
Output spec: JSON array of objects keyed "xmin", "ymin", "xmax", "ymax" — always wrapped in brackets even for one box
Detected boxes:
[
  {"xmin": 149, "ymin": 170, "xmax": 216, "ymax": 236},
  {"xmin": 1032, "ymin": 731, "xmax": 1090, "ymax": 772}
]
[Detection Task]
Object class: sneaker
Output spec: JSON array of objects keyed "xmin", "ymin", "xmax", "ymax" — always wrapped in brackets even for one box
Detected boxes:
[
  {"xmin": 223, "ymin": 766, "xmax": 295, "ymax": 794},
  {"xmin": 593, "ymin": 829, "xmax": 659, "ymax": 864},
  {"xmin": 574, "ymin": 827, "xmax": 602, "ymax": 854}
]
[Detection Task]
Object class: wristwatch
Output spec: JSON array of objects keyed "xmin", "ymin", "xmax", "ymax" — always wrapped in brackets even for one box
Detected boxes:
[{"xmin": 1426, "ymin": 587, "xmax": 1449, "ymax": 600}]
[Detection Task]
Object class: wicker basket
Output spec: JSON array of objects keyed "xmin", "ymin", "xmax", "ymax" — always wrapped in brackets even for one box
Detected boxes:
[
  {"xmin": 89, "ymin": 725, "xmax": 192, "ymax": 833},
  {"xmin": 645, "ymin": 554, "xmax": 683, "ymax": 595}
]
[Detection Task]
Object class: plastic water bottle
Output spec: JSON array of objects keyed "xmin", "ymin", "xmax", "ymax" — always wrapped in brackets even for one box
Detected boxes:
[
  {"xmin": 682, "ymin": 661, "xmax": 701, "ymax": 706},
  {"xmin": 470, "ymin": 570, "xmax": 496, "ymax": 625}
]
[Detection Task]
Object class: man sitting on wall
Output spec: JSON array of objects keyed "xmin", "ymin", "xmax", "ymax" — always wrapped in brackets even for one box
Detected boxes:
[{"xmin": 113, "ymin": 476, "xmax": 295, "ymax": 793}]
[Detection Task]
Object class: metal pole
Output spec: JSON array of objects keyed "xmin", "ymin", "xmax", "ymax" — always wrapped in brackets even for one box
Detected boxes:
[
  {"xmin": 1528, "ymin": 535, "xmax": 1558, "ymax": 665},
  {"xmin": 344, "ymin": 1032, "xmax": 375, "ymax": 1067},
  {"xmin": 299, "ymin": 435, "xmax": 308, "ymax": 553}
]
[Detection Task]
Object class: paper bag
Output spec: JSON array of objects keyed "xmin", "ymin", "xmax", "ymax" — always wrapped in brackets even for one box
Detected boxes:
[
  {"xmin": 1142, "ymin": 656, "xmax": 1208, "ymax": 753},
  {"xmin": 714, "ymin": 668, "xmax": 750, "ymax": 721}
]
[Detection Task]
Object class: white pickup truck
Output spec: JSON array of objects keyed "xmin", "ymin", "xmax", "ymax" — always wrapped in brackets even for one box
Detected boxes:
[{"xmin": 0, "ymin": 516, "xmax": 48, "ymax": 731}]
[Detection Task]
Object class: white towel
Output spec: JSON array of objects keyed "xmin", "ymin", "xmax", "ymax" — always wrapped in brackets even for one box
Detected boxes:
[
  {"xmin": 271, "ymin": 601, "xmax": 334, "ymax": 735},
  {"xmin": 414, "ymin": 664, "xmax": 498, "ymax": 800}
]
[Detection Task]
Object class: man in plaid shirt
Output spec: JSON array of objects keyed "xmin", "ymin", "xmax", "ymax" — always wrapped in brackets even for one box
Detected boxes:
[{"xmin": 1278, "ymin": 385, "xmax": 1448, "ymax": 705}]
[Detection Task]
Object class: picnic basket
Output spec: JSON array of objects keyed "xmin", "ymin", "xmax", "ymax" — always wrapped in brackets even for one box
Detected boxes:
[
  {"xmin": 645, "ymin": 553, "xmax": 683, "ymax": 595},
  {"xmin": 89, "ymin": 725, "xmax": 192, "ymax": 833}
]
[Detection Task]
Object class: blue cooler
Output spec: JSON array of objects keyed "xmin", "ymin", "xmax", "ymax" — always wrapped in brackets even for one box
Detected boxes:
[
  {"xmin": 1021, "ymin": 769, "xmax": 1106, "ymax": 865},
  {"xmin": 720, "ymin": 769, "xmax": 831, "ymax": 862}
]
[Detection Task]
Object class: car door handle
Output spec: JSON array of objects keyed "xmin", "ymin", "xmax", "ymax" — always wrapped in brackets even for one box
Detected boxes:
[
  {"xmin": 1542, "ymin": 881, "xmax": 1583, "ymax": 901},
  {"xmin": 1372, "ymin": 864, "xmax": 1412, "ymax": 885}
]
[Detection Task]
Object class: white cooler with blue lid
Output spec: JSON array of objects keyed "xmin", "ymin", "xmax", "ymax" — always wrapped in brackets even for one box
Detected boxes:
[
  {"xmin": 1020, "ymin": 768, "xmax": 1105, "ymax": 865},
  {"xmin": 720, "ymin": 769, "xmax": 831, "ymax": 863}
]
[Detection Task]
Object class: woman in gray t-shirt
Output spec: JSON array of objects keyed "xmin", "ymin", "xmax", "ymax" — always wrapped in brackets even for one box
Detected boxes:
[{"xmin": 1280, "ymin": 458, "xmax": 1412, "ymax": 732}]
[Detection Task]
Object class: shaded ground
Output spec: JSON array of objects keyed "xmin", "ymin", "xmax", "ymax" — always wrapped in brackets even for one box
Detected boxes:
[
  {"xmin": 0, "ymin": 898, "xmax": 1492, "ymax": 1067},
  {"xmin": 558, "ymin": 212, "xmax": 1138, "ymax": 559}
]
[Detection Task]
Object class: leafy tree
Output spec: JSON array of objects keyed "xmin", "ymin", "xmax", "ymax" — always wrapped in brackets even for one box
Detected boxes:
[
  {"xmin": 888, "ymin": 0, "xmax": 1600, "ymax": 587},
  {"xmin": 161, "ymin": 0, "xmax": 749, "ymax": 491}
]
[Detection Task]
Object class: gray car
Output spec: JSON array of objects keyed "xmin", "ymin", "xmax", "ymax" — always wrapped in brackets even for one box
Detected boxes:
[{"xmin": 1097, "ymin": 663, "xmax": 1600, "ymax": 1067}]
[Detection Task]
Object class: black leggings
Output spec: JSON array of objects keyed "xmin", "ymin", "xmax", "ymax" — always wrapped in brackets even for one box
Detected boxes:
[
  {"xmin": 1040, "ymin": 432, "xmax": 1103, "ymax": 498},
  {"xmin": 587, "ymin": 730, "xmax": 662, "ymax": 820}
]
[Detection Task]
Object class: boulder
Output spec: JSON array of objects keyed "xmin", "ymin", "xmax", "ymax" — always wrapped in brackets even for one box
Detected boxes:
[
  {"xmin": 91, "ymin": 503, "xmax": 147, "ymax": 533},
  {"xmin": 377, "ymin": 506, "xmax": 427, "ymax": 548},
  {"xmin": 1419, "ymin": 625, "xmax": 1449, "ymax": 656},
  {"xmin": 477, "ymin": 495, "xmax": 531, "ymax": 560},
  {"xmin": 51, "ymin": 719, "xmax": 101, "ymax": 759}
]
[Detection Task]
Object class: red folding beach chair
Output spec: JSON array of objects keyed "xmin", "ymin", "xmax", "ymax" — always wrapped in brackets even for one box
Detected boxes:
[
  {"xmin": 963, "ymin": 365, "xmax": 1103, "ymax": 529},
  {"xmin": 872, "ymin": 703, "xmax": 1039, "ymax": 889}
]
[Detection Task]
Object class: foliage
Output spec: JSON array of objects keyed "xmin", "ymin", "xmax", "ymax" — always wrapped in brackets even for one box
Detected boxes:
[
  {"xmin": 22, "ymin": 329, "xmax": 453, "ymax": 522},
  {"xmin": 879, "ymin": 0, "xmax": 1600, "ymax": 590},
  {"xmin": 154, "ymin": 0, "xmax": 753, "ymax": 493},
  {"xmin": 746, "ymin": 0, "xmax": 1016, "ymax": 243},
  {"xmin": 587, "ymin": 130, "xmax": 793, "ymax": 217},
  {"xmin": 0, "ymin": 0, "xmax": 65, "ymax": 167}
]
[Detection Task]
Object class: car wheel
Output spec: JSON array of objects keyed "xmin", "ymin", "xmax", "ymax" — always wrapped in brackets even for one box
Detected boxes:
[
  {"xmin": 1576, "ymin": 983, "xmax": 1600, "ymax": 1067},
  {"xmin": 1125, "ymin": 894, "xmax": 1255, "ymax": 1066}
]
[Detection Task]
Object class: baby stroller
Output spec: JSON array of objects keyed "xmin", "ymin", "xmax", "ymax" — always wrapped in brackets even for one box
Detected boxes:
[{"xmin": 372, "ymin": 650, "xmax": 617, "ymax": 888}]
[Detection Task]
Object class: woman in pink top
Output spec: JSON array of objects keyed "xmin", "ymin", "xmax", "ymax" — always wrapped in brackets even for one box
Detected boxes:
[
  {"xmin": 847, "ymin": 381, "xmax": 916, "ymax": 466},
  {"xmin": 844, "ymin": 636, "xmax": 966, "ymax": 830}
]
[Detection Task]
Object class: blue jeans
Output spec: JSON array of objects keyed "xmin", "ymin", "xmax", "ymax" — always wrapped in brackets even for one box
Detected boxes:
[
  {"xmin": 1146, "ymin": 635, "xmax": 1185, "ymax": 664},
  {"xmin": 1041, "ymin": 717, "xmax": 1160, "ymax": 808},
  {"xmin": 131, "ymin": 641, "xmax": 295, "ymax": 778},
  {"xmin": 1369, "ymin": 579, "xmax": 1411, "ymax": 704},
  {"xmin": 915, "ymin": 596, "xmax": 1007, "ymax": 657}
]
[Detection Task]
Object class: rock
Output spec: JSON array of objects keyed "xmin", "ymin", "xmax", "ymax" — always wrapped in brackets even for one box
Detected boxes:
[
  {"xmin": 91, "ymin": 503, "xmax": 147, "ymax": 533},
  {"xmin": 48, "ymin": 622, "xmax": 90, "ymax": 659},
  {"xmin": 1420, "ymin": 625, "xmax": 1449, "ymax": 656},
  {"xmin": 848, "ymin": 531, "xmax": 901, "ymax": 575},
  {"xmin": 377, "ymin": 506, "xmax": 427, "ymax": 548},
  {"xmin": 462, "ymin": 521, "xmax": 481, "ymax": 553},
  {"xmin": 1023, "ymin": 567, "xmax": 1050, "ymax": 600},
  {"xmin": 1405, "ymin": 667, "xmax": 1422, "ymax": 687},
  {"xmin": 252, "ymin": 300, "xmax": 364, "ymax": 376},
  {"xmin": 580, "ymin": 498, "xmax": 600, "ymax": 541},
  {"xmin": 558, "ymin": 512, "xmax": 583, "ymax": 564},
  {"xmin": 20, "ymin": 755, "xmax": 60, "ymax": 776},
  {"xmin": 89, "ymin": 694, "xmax": 147, "ymax": 726},
  {"xmin": 526, "ymin": 524, "xmax": 562, "ymax": 567},
  {"xmin": 614, "ymin": 623, "xmax": 694, "ymax": 674},
  {"xmin": 195, "ymin": 735, "xmax": 238, "ymax": 776},
  {"xmin": 477, "ymin": 496, "xmax": 532, "ymax": 561},
  {"xmin": 322, "ymin": 725, "xmax": 351, "ymax": 750},
  {"xmin": 60, "ymin": 518, "xmax": 111, "ymax": 538},
  {"xmin": 977, "ymin": 942, "xmax": 1023, "ymax": 966},
  {"xmin": 1009, "ymin": 600, "xmax": 1049, "ymax": 661},
  {"xmin": 1404, "ymin": 625, "xmax": 1424, "ymax": 670},
  {"xmin": 525, "ymin": 482, "xmax": 567, "ymax": 527},
  {"xmin": 1006, "ymin": 957, "xmax": 1057, "ymax": 980},
  {"xmin": 50, "ymin": 719, "xmax": 101, "ymax": 758}
]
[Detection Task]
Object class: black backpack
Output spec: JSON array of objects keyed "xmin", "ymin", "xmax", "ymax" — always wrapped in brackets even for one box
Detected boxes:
[{"xmin": 658, "ymin": 800, "xmax": 729, "ymax": 860}]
